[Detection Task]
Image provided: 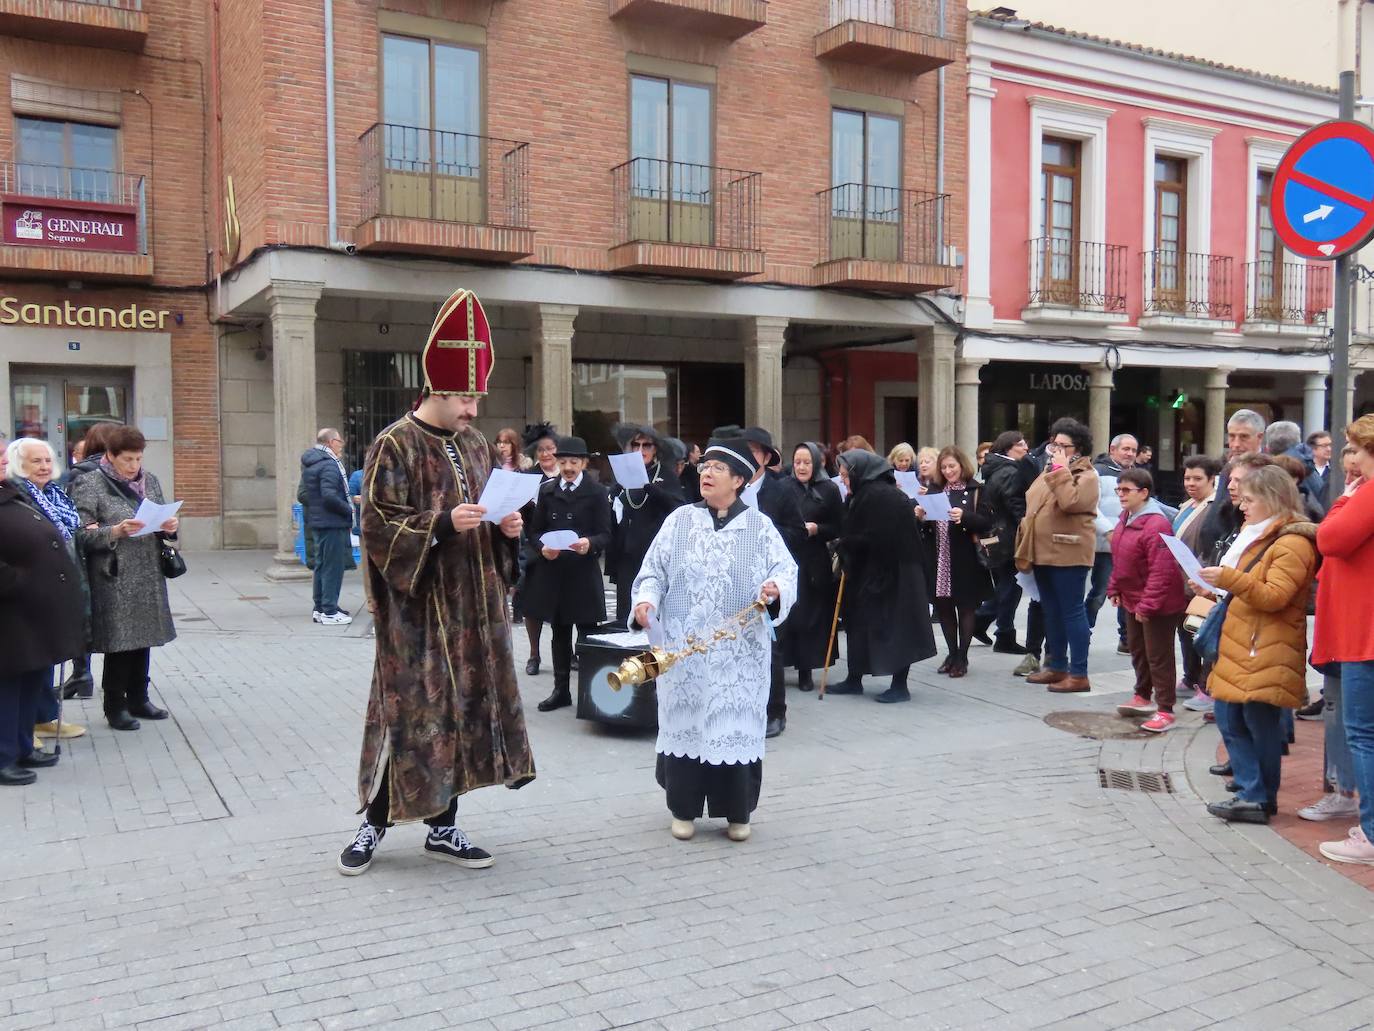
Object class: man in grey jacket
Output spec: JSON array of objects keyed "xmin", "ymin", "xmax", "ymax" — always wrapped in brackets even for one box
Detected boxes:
[
  {"xmin": 1087, "ymin": 433, "xmax": 1137, "ymax": 652},
  {"xmin": 301, "ymin": 428, "xmax": 353, "ymax": 625}
]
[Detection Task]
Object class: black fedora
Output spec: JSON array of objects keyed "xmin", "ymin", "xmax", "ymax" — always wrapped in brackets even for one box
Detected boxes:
[
  {"xmin": 741, "ymin": 426, "xmax": 782, "ymax": 469},
  {"xmin": 554, "ymin": 435, "xmax": 592, "ymax": 458}
]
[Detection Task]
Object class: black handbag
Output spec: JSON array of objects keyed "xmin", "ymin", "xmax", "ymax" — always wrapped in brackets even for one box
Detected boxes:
[{"xmin": 159, "ymin": 541, "xmax": 188, "ymax": 579}]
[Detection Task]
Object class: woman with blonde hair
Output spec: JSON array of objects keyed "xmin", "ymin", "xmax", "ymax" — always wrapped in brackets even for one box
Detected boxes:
[
  {"xmin": 916, "ymin": 447, "xmax": 940, "ymax": 490},
  {"xmin": 1197, "ymin": 464, "xmax": 1319, "ymax": 824},
  {"xmin": 886, "ymin": 442, "xmax": 915, "ymax": 472}
]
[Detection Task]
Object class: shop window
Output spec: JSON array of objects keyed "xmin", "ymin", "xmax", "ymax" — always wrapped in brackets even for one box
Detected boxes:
[
  {"xmin": 629, "ymin": 74, "xmax": 713, "ymax": 245},
  {"xmin": 571, "ymin": 360, "xmax": 742, "ymax": 459},
  {"xmin": 379, "ymin": 34, "xmax": 482, "ymax": 221},
  {"xmin": 1039, "ymin": 136, "xmax": 1080, "ymax": 302},
  {"xmin": 830, "ymin": 108, "xmax": 901, "ymax": 260},
  {"xmin": 14, "ymin": 116, "xmax": 118, "ymax": 202}
]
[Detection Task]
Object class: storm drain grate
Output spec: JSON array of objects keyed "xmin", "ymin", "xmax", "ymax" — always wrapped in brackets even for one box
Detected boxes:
[{"xmin": 1098, "ymin": 768, "xmax": 1175, "ymax": 794}]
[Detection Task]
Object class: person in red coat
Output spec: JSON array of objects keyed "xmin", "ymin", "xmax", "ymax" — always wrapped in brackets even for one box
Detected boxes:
[
  {"xmin": 1107, "ymin": 468, "xmax": 1190, "ymax": 733},
  {"xmin": 1314, "ymin": 416, "xmax": 1374, "ymax": 865}
]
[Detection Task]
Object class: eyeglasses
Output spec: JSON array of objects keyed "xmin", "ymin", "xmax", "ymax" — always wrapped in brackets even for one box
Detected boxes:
[
  {"xmin": 628, "ymin": 441, "xmax": 654, "ymax": 451},
  {"xmin": 1047, "ymin": 441, "xmax": 1073, "ymax": 453},
  {"xmin": 1114, "ymin": 486, "xmax": 1143, "ymax": 495},
  {"xmin": 697, "ymin": 461, "xmax": 732, "ymax": 475}
]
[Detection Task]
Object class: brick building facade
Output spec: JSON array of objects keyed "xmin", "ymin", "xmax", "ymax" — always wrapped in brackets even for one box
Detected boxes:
[{"xmin": 1, "ymin": 0, "xmax": 968, "ymax": 559}]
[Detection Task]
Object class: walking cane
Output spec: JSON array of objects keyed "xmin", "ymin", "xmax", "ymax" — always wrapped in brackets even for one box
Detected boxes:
[
  {"xmin": 818, "ymin": 572, "xmax": 846, "ymax": 701},
  {"xmin": 48, "ymin": 660, "xmax": 66, "ymax": 758}
]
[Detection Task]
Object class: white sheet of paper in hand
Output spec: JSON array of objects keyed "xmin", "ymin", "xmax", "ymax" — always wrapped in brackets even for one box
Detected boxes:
[
  {"xmin": 837, "ymin": 478, "xmax": 849, "ymax": 501},
  {"xmin": 1015, "ymin": 570, "xmax": 1040, "ymax": 603},
  {"xmin": 608, "ymin": 452, "xmax": 650, "ymax": 489},
  {"xmin": 476, "ymin": 469, "xmax": 541, "ymax": 523},
  {"xmin": 129, "ymin": 498, "xmax": 183, "ymax": 537},
  {"xmin": 539, "ymin": 530, "xmax": 580, "ymax": 551},
  {"xmin": 894, "ymin": 470, "xmax": 921, "ymax": 499},
  {"xmin": 1162, "ymin": 534, "xmax": 1215, "ymax": 593},
  {"xmin": 917, "ymin": 490, "xmax": 952, "ymax": 521},
  {"xmin": 740, "ymin": 478, "xmax": 762, "ymax": 509},
  {"xmin": 645, "ymin": 608, "xmax": 666, "ymax": 648}
]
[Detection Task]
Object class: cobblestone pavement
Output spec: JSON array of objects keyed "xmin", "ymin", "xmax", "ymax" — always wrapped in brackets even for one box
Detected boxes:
[{"xmin": 3, "ymin": 552, "xmax": 1374, "ymax": 1031}]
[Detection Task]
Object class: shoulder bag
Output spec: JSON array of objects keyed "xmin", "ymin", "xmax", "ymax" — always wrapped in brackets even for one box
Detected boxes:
[{"xmin": 1190, "ymin": 539, "xmax": 1277, "ymax": 663}]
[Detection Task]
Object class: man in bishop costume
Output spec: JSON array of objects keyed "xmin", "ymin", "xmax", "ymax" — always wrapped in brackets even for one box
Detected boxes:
[
  {"xmin": 338, "ymin": 288, "xmax": 535, "ymax": 876},
  {"xmin": 632, "ymin": 438, "xmax": 798, "ymax": 841}
]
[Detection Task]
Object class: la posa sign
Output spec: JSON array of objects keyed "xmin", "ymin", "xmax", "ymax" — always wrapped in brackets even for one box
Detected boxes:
[
  {"xmin": 2, "ymin": 198, "xmax": 139, "ymax": 254},
  {"xmin": 1029, "ymin": 371, "xmax": 1090, "ymax": 392}
]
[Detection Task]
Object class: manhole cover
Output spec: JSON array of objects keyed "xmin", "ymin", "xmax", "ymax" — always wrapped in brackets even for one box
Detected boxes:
[{"xmin": 1044, "ymin": 711, "xmax": 1148, "ymax": 740}]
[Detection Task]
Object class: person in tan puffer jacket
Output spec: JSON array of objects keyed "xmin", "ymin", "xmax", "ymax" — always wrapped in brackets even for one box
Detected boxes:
[{"xmin": 1197, "ymin": 466, "xmax": 1318, "ymax": 825}]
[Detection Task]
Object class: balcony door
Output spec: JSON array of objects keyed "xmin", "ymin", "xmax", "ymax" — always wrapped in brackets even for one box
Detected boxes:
[
  {"xmin": 380, "ymin": 34, "xmax": 482, "ymax": 222},
  {"xmin": 1039, "ymin": 137, "xmax": 1080, "ymax": 304},
  {"xmin": 15, "ymin": 117, "xmax": 118, "ymax": 203},
  {"xmin": 1152, "ymin": 156, "xmax": 1187, "ymax": 313},
  {"xmin": 1253, "ymin": 170, "xmax": 1284, "ymax": 319},
  {"xmin": 831, "ymin": 108, "xmax": 901, "ymax": 260},
  {"xmin": 629, "ymin": 75, "xmax": 713, "ymax": 245}
]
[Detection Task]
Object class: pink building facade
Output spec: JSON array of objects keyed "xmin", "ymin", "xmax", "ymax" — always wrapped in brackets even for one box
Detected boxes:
[{"xmin": 963, "ymin": 11, "xmax": 1367, "ymax": 481}]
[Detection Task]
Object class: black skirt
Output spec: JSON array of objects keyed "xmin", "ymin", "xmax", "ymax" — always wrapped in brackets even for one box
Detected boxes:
[{"xmin": 656, "ymin": 754, "xmax": 762, "ymax": 824}]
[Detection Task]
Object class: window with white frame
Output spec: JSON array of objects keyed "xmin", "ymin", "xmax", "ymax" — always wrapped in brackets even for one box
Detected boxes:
[{"xmin": 1141, "ymin": 118, "xmax": 1220, "ymax": 318}]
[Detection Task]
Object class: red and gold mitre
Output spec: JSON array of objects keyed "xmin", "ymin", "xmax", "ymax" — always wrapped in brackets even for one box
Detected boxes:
[{"xmin": 421, "ymin": 288, "xmax": 494, "ymax": 396}]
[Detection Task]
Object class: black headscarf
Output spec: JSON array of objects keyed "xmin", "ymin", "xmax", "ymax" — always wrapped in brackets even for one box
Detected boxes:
[
  {"xmin": 839, "ymin": 449, "xmax": 893, "ymax": 489},
  {"xmin": 789, "ymin": 441, "xmax": 832, "ymax": 500}
]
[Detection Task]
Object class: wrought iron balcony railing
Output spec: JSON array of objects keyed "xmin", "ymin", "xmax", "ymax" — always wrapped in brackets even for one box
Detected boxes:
[
  {"xmin": 359, "ymin": 123, "xmax": 531, "ymax": 229},
  {"xmin": 1, "ymin": 161, "xmax": 148, "ymax": 253},
  {"xmin": 1244, "ymin": 260, "xmax": 1331, "ymax": 326},
  {"xmin": 1142, "ymin": 250, "xmax": 1233, "ymax": 320},
  {"xmin": 611, "ymin": 157, "xmax": 761, "ymax": 251},
  {"xmin": 1026, "ymin": 238, "xmax": 1127, "ymax": 312},
  {"xmin": 817, "ymin": 184, "xmax": 949, "ymax": 265}
]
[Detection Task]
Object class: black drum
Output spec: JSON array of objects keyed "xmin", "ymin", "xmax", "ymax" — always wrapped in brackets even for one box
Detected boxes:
[{"xmin": 575, "ymin": 622, "xmax": 658, "ymax": 729}]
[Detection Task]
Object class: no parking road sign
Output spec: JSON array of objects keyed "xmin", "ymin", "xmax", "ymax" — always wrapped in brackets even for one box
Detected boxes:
[{"xmin": 1271, "ymin": 119, "xmax": 1374, "ymax": 260}]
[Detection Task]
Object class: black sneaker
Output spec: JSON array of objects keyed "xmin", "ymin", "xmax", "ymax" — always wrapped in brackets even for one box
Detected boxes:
[
  {"xmin": 826, "ymin": 679, "xmax": 864, "ymax": 695},
  {"xmin": 338, "ymin": 821, "xmax": 385, "ymax": 876},
  {"xmin": 1297, "ymin": 698, "xmax": 1325, "ymax": 721},
  {"xmin": 424, "ymin": 826, "xmax": 494, "ymax": 869}
]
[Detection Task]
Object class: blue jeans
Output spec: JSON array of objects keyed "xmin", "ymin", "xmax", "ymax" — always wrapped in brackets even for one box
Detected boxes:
[
  {"xmin": 1340, "ymin": 660, "xmax": 1374, "ymax": 841},
  {"xmin": 1084, "ymin": 552, "xmax": 1112, "ymax": 631},
  {"xmin": 1033, "ymin": 565, "xmax": 1091, "ymax": 677},
  {"xmin": 1323, "ymin": 672, "xmax": 1357, "ymax": 794},
  {"xmin": 312, "ymin": 527, "xmax": 349, "ymax": 614},
  {"xmin": 984, "ymin": 561, "xmax": 1023, "ymax": 641},
  {"xmin": 1214, "ymin": 699, "xmax": 1284, "ymax": 806}
]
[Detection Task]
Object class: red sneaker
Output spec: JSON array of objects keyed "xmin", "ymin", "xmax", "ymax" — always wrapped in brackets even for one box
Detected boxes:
[
  {"xmin": 1117, "ymin": 695, "xmax": 1158, "ymax": 717},
  {"xmin": 1140, "ymin": 711, "xmax": 1176, "ymax": 733}
]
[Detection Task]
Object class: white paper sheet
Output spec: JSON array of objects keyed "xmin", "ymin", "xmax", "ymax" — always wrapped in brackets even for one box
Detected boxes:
[
  {"xmin": 917, "ymin": 490, "xmax": 953, "ymax": 522},
  {"xmin": 1015, "ymin": 570, "xmax": 1040, "ymax": 603},
  {"xmin": 608, "ymin": 452, "xmax": 650, "ymax": 489},
  {"xmin": 612, "ymin": 497, "xmax": 624, "ymax": 524},
  {"xmin": 587, "ymin": 630, "xmax": 650, "ymax": 648},
  {"xmin": 476, "ymin": 469, "xmax": 542, "ymax": 523},
  {"xmin": 894, "ymin": 470, "xmax": 921, "ymax": 499},
  {"xmin": 539, "ymin": 530, "xmax": 580, "ymax": 551},
  {"xmin": 837, "ymin": 479, "xmax": 849, "ymax": 501},
  {"xmin": 129, "ymin": 498, "xmax": 182, "ymax": 537},
  {"xmin": 740, "ymin": 478, "xmax": 762, "ymax": 510},
  {"xmin": 645, "ymin": 608, "xmax": 666, "ymax": 648},
  {"xmin": 1163, "ymin": 534, "xmax": 1215, "ymax": 594}
]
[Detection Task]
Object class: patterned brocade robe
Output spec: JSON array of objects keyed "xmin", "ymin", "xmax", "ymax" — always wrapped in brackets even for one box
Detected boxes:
[
  {"xmin": 632, "ymin": 503, "xmax": 799, "ymax": 766},
  {"xmin": 357, "ymin": 414, "xmax": 536, "ymax": 823}
]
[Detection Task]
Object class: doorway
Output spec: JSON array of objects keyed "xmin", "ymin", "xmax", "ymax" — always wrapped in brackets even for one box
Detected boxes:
[{"xmin": 10, "ymin": 365, "xmax": 133, "ymax": 468}]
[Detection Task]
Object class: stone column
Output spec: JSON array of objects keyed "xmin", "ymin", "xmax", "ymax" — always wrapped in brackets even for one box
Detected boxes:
[
  {"xmin": 1303, "ymin": 373, "xmax": 1329, "ymax": 435},
  {"xmin": 741, "ymin": 316, "xmax": 787, "ymax": 435},
  {"xmin": 531, "ymin": 304, "xmax": 577, "ymax": 433},
  {"xmin": 1204, "ymin": 367, "xmax": 1231, "ymax": 457},
  {"xmin": 264, "ymin": 279, "xmax": 325, "ymax": 582},
  {"xmin": 954, "ymin": 357, "xmax": 988, "ymax": 457},
  {"xmin": 1084, "ymin": 364, "xmax": 1114, "ymax": 457},
  {"xmin": 916, "ymin": 324, "xmax": 957, "ymax": 446}
]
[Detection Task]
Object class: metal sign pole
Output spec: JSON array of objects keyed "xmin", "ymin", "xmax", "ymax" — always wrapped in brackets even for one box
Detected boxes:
[{"xmin": 1331, "ymin": 69, "xmax": 1356, "ymax": 509}]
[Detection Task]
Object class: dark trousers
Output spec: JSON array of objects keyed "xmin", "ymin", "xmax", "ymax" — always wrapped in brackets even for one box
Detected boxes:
[
  {"xmin": 1178, "ymin": 627, "xmax": 1203, "ymax": 689},
  {"xmin": 1084, "ymin": 552, "xmax": 1112, "ymax": 630},
  {"xmin": 1026, "ymin": 599, "xmax": 1044, "ymax": 656},
  {"xmin": 980, "ymin": 561, "xmax": 1024, "ymax": 641},
  {"xmin": 35, "ymin": 667, "xmax": 59, "ymax": 723},
  {"xmin": 615, "ymin": 577, "xmax": 633, "ymax": 625},
  {"xmin": 766, "ymin": 637, "xmax": 785, "ymax": 721},
  {"xmin": 657, "ymin": 753, "xmax": 761, "ymax": 824},
  {"xmin": 1125, "ymin": 610, "xmax": 1182, "ymax": 711},
  {"xmin": 102, "ymin": 648, "xmax": 151, "ymax": 717},
  {"xmin": 0, "ymin": 668, "xmax": 47, "ymax": 768},
  {"xmin": 1214, "ymin": 699, "xmax": 1285, "ymax": 806},
  {"xmin": 312, "ymin": 527, "xmax": 349, "ymax": 614},
  {"xmin": 365, "ymin": 766, "xmax": 457, "ymax": 829},
  {"xmin": 549, "ymin": 623, "xmax": 593, "ymax": 684}
]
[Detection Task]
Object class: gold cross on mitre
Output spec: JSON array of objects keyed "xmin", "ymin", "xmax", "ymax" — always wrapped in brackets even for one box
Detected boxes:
[{"xmin": 430, "ymin": 289, "xmax": 486, "ymax": 392}]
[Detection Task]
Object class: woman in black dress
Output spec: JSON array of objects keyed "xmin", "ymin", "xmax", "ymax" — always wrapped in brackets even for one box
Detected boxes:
[
  {"xmin": 919, "ymin": 446, "xmax": 995, "ymax": 678},
  {"xmin": 781, "ymin": 442, "xmax": 844, "ymax": 691}
]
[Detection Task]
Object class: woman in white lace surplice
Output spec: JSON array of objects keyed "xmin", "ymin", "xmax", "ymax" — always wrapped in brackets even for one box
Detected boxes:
[{"xmin": 632, "ymin": 438, "xmax": 798, "ymax": 841}]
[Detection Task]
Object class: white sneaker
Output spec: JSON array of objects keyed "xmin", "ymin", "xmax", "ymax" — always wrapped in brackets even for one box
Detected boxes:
[
  {"xmin": 311, "ymin": 610, "xmax": 323, "ymax": 623},
  {"xmin": 1298, "ymin": 793, "xmax": 1361, "ymax": 822},
  {"xmin": 318, "ymin": 611, "xmax": 353, "ymax": 625}
]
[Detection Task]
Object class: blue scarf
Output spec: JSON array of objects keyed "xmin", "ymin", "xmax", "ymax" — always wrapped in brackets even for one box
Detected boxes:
[{"xmin": 22, "ymin": 478, "xmax": 79, "ymax": 541}]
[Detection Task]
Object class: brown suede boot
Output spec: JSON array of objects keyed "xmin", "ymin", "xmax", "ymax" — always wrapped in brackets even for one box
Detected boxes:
[
  {"xmin": 1049, "ymin": 676, "xmax": 1092, "ymax": 693},
  {"xmin": 1025, "ymin": 668, "xmax": 1067, "ymax": 685}
]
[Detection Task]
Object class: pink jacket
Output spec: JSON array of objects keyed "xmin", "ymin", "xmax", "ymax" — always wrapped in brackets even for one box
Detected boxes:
[{"xmin": 1107, "ymin": 503, "xmax": 1189, "ymax": 618}]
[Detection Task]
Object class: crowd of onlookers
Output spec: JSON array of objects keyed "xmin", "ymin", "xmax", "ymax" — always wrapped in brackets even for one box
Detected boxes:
[{"xmin": 1, "ymin": 422, "xmax": 180, "ymax": 785}]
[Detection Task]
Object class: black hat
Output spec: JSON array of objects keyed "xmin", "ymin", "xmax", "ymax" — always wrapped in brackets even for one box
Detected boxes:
[
  {"xmin": 741, "ymin": 426, "xmax": 782, "ymax": 469},
  {"xmin": 711, "ymin": 423, "xmax": 744, "ymax": 439},
  {"xmin": 701, "ymin": 438, "xmax": 758, "ymax": 481},
  {"xmin": 662, "ymin": 436, "xmax": 687, "ymax": 464},
  {"xmin": 522, "ymin": 421, "xmax": 558, "ymax": 457},
  {"xmin": 553, "ymin": 435, "xmax": 591, "ymax": 458},
  {"xmin": 614, "ymin": 423, "xmax": 665, "ymax": 452}
]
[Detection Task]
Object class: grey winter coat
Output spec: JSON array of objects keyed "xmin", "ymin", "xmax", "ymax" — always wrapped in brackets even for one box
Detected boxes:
[{"xmin": 71, "ymin": 467, "xmax": 177, "ymax": 654}]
